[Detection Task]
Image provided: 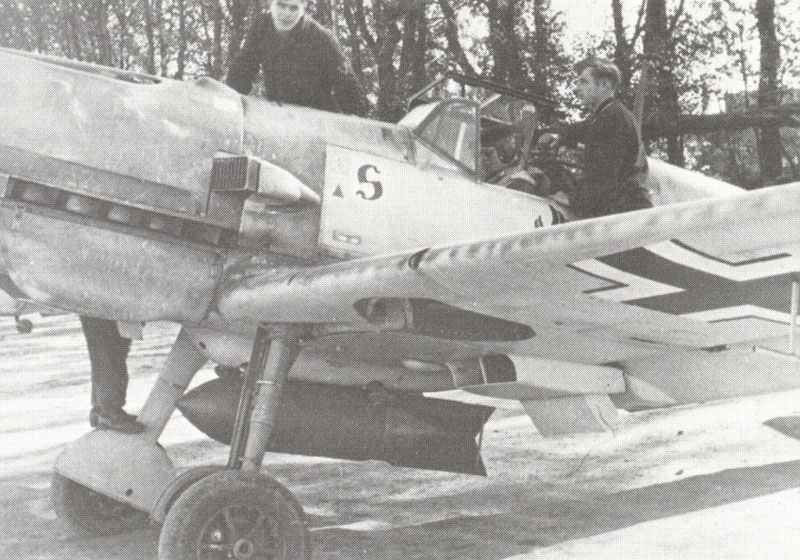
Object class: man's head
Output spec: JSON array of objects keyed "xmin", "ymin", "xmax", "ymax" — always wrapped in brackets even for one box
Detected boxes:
[
  {"xmin": 574, "ymin": 57, "xmax": 621, "ymax": 110},
  {"xmin": 269, "ymin": 0, "xmax": 305, "ymax": 33}
]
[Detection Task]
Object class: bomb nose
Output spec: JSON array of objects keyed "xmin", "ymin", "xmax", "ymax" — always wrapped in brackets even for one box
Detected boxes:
[{"xmin": 177, "ymin": 379, "xmax": 240, "ymax": 444}]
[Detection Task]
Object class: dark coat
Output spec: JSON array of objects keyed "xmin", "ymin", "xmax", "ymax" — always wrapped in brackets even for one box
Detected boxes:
[
  {"xmin": 226, "ymin": 14, "xmax": 366, "ymax": 116},
  {"xmin": 562, "ymin": 97, "xmax": 651, "ymax": 218}
]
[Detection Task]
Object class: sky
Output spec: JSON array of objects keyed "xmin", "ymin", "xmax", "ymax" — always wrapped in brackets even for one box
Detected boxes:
[
  {"xmin": 551, "ymin": 0, "xmax": 618, "ymax": 41},
  {"xmin": 548, "ymin": 0, "xmax": 800, "ymax": 97}
]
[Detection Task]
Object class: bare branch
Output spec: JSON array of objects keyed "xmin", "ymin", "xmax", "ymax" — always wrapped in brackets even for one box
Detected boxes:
[
  {"xmin": 631, "ymin": 0, "xmax": 647, "ymax": 44},
  {"xmin": 644, "ymin": 104, "xmax": 800, "ymax": 138},
  {"xmin": 437, "ymin": 0, "xmax": 478, "ymax": 77},
  {"xmin": 354, "ymin": 0, "xmax": 377, "ymax": 54},
  {"xmin": 668, "ymin": 0, "xmax": 686, "ymax": 35}
]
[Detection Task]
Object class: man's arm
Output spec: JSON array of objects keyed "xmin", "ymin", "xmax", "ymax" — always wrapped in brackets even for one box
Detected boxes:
[
  {"xmin": 557, "ymin": 120, "xmax": 591, "ymax": 148},
  {"xmin": 225, "ymin": 14, "xmax": 265, "ymax": 95},
  {"xmin": 536, "ymin": 119, "xmax": 589, "ymax": 150},
  {"xmin": 321, "ymin": 32, "xmax": 367, "ymax": 116}
]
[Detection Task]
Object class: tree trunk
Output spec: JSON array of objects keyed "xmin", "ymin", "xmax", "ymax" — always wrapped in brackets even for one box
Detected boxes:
[
  {"xmin": 65, "ymin": 0, "xmax": 84, "ymax": 61},
  {"xmin": 643, "ymin": 0, "xmax": 683, "ymax": 165},
  {"xmin": 411, "ymin": 4, "xmax": 427, "ymax": 92},
  {"xmin": 756, "ymin": 0, "xmax": 783, "ymax": 183},
  {"xmin": 35, "ymin": 0, "xmax": 48, "ymax": 53},
  {"xmin": 143, "ymin": 0, "xmax": 156, "ymax": 73},
  {"xmin": 374, "ymin": 7, "xmax": 403, "ymax": 120},
  {"xmin": 611, "ymin": 0, "xmax": 636, "ymax": 98},
  {"xmin": 399, "ymin": 9, "xmax": 417, "ymax": 81},
  {"xmin": 113, "ymin": 0, "xmax": 131, "ymax": 69},
  {"xmin": 487, "ymin": 0, "xmax": 523, "ymax": 86},
  {"xmin": 341, "ymin": 1, "xmax": 366, "ymax": 84},
  {"xmin": 531, "ymin": 0, "xmax": 549, "ymax": 98},
  {"xmin": 399, "ymin": 2, "xmax": 428, "ymax": 97},
  {"xmin": 437, "ymin": 0, "xmax": 477, "ymax": 77},
  {"xmin": 90, "ymin": 0, "xmax": 114, "ymax": 66},
  {"xmin": 353, "ymin": 0, "xmax": 404, "ymax": 120},
  {"xmin": 212, "ymin": 0, "xmax": 224, "ymax": 79},
  {"xmin": 155, "ymin": 0, "xmax": 167, "ymax": 76},
  {"xmin": 228, "ymin": 0, "xmax": 255, "ymax": 66},
  {"xmin": 503, "ymin": 0, "xmax": 523, "ymax": 87},
  {"xmin": 176, "ymin": 0, "xmax": 187, "ymax": 79},
  {"xmin": 58, "ymin": 0, "xmax": 78, "ymax": 60}
]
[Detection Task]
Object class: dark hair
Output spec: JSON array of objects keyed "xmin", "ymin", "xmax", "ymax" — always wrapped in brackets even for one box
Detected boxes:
[{"xmin": 575, "ymin": 57, "xmax": 621, "ymax": 90}]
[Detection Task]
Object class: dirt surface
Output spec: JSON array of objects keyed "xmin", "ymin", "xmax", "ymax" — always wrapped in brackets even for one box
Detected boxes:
[{"xmin": 3, "ymin": 315, "xmax": 800, "ymax": 559}]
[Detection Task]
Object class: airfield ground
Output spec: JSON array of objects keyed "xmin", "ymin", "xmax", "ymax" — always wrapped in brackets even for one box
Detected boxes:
[{"xmin": 2, "ymin": 315, "xmax": 800, "ymax": 559}]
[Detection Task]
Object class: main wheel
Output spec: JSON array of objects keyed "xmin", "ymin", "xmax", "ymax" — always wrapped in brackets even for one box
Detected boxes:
[
  {"xmin": 51, "ymin": 472, "xmax": 149, "ymax": 535},
  {"xmin": 159, "ymin": 470, "xmax": 311, "ymax": 560}
]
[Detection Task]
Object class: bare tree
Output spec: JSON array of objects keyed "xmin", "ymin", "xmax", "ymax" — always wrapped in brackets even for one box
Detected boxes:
[
  {"xmin": 341, "ymin": 0, "xmax": 367, "ymax": 84},
  {"xmin": 756, "ymin": 0, "xmax": 783, "ymax": 183},
  {"xmin": 611, "ymin": 0, "xmax": 646, "ymax": 99},
  {"xmin": 486, "ymin": 0, "xmax": 524, "ymax": 86},
  {"xmin": 142, "ymin": 0, "xmax": 157, "ymax": 73},
  {"xmin": 437, "ymin": 0, "xmax": 477, "ymax": 77},
  {"xmin": 398, "ymin": 1, "xmax": 428, "ymax": 96},
  {"xmin": 111, "ymin": 0, "xmax": 135, "ymax": 69},
  {"xmin": 642, "ymin": 0, "xmax": 685, "ymax": 164}
]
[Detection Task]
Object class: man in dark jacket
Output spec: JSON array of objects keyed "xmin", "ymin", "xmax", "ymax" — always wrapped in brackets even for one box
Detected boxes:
[
  {"xmin": 538, "ymin": 57, "xmax": 651, "ymax": 218},
  {"xmin": 226, "ymin": 0, "xmax": 366, "ymax": 116},
  {"xmin": 81, "ymin": 316, "xmax": 144, "ymax": 433}
]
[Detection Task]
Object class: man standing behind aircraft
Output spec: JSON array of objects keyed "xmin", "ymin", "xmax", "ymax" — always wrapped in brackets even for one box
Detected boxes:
[
  {"xmin": 81, "ymin": 316, "xmax": 144, "ymax": 433},
  {"xmin": 538, "ymin": 57, "xmax": 651, "ymax": 218},
  {"xmin": 226, "ymin": 0, "xmax": 366, "ymax": 116}
]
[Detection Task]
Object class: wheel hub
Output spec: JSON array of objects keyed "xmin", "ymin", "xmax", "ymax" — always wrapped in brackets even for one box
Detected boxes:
[
  {"xmin": 199, "ymin": 504, "xmax": 279, "ymax": 559},
  {"xmin": 232, "ymin": 538, "xmax": 255, "ymax": 559}
]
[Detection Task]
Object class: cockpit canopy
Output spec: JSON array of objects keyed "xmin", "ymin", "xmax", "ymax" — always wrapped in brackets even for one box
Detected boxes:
[
  {"xmin": 398, "ymin": 73, "xmax": 557, "ymax": 179},
  {"xmin": 401, "ymin": 99, "xmax": 479, "ymax": 173}
]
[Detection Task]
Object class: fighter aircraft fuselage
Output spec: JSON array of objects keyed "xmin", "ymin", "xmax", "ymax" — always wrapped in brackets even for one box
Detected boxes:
[{"xmin": 0, "ymin": 48, "xmax": 565, "ymax": 331}]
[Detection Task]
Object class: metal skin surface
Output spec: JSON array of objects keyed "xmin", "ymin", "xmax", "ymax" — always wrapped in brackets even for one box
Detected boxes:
[
  {"xmin": 0, "ymin": 204, "xmax": 221, "ymax": 321},
  {"xmin": 54, "ymin": 429, "xmax": 175, "ymax": 514},
  {"xmin": 0, "ymin": 50, "xmax": 242, "ymax": 217},
  {"xmin": 3, "ymin": 46, "xmax": 800, "ymax": 530}
]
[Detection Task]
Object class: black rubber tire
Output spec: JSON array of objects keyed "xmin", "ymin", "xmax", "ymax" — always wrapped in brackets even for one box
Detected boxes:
[
  {"xmin": 158, "ymin": 470, "xmax": 311, "ymax": 560},
  {"xmin": 50, "ymin": 471, "xmax": 149, "ymax": 536}
]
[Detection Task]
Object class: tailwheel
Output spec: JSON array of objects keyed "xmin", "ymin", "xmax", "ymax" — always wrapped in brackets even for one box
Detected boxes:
[
  {"xmin": 158, "ymin": 470, "xmax": 310, "ymax": 560},
  {"xmin": 51, "ymin": 471, "xmax": 149, "ymax": 536}
]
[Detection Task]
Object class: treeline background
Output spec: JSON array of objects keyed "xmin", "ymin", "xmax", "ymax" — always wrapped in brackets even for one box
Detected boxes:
[{"xmin": 1, "ymin": 0, "xmax": 799, "ymax": 188}]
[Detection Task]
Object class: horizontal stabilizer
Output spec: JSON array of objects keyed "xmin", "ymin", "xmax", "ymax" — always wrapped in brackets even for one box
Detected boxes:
[{"xmin": 522, "ymin": 394, "xmax": 618, "ymax": 437}]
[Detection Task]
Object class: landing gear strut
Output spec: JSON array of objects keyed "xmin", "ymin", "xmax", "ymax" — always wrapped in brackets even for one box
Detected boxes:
[{"xmin": 158, "ymin": 324, "xmax": 311, "ymax": 560}]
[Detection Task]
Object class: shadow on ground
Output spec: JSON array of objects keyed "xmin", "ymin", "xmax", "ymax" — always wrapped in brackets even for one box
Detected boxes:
[
  {"xmin": 310, "ymin": 459, "xmax": 800, "ymax": 560},
  {"xmin": 4, "ymin": 457, "xmax": 800, "ymax": 560}
]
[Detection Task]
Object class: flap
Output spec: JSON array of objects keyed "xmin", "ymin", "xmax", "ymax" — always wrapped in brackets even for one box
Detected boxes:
[{"xmin": 522, "ymin": 394, "xmax": 619, "ymax": 437}]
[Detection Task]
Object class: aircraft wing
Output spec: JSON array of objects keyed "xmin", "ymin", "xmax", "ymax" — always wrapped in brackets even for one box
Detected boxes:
[
  {"xmin": 220, "ymin": 181, "xmax": 800, "ymax": 352},
  {"xmin": 217, "ymin": 183, "xmax": 800, "ymax": 434}
]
